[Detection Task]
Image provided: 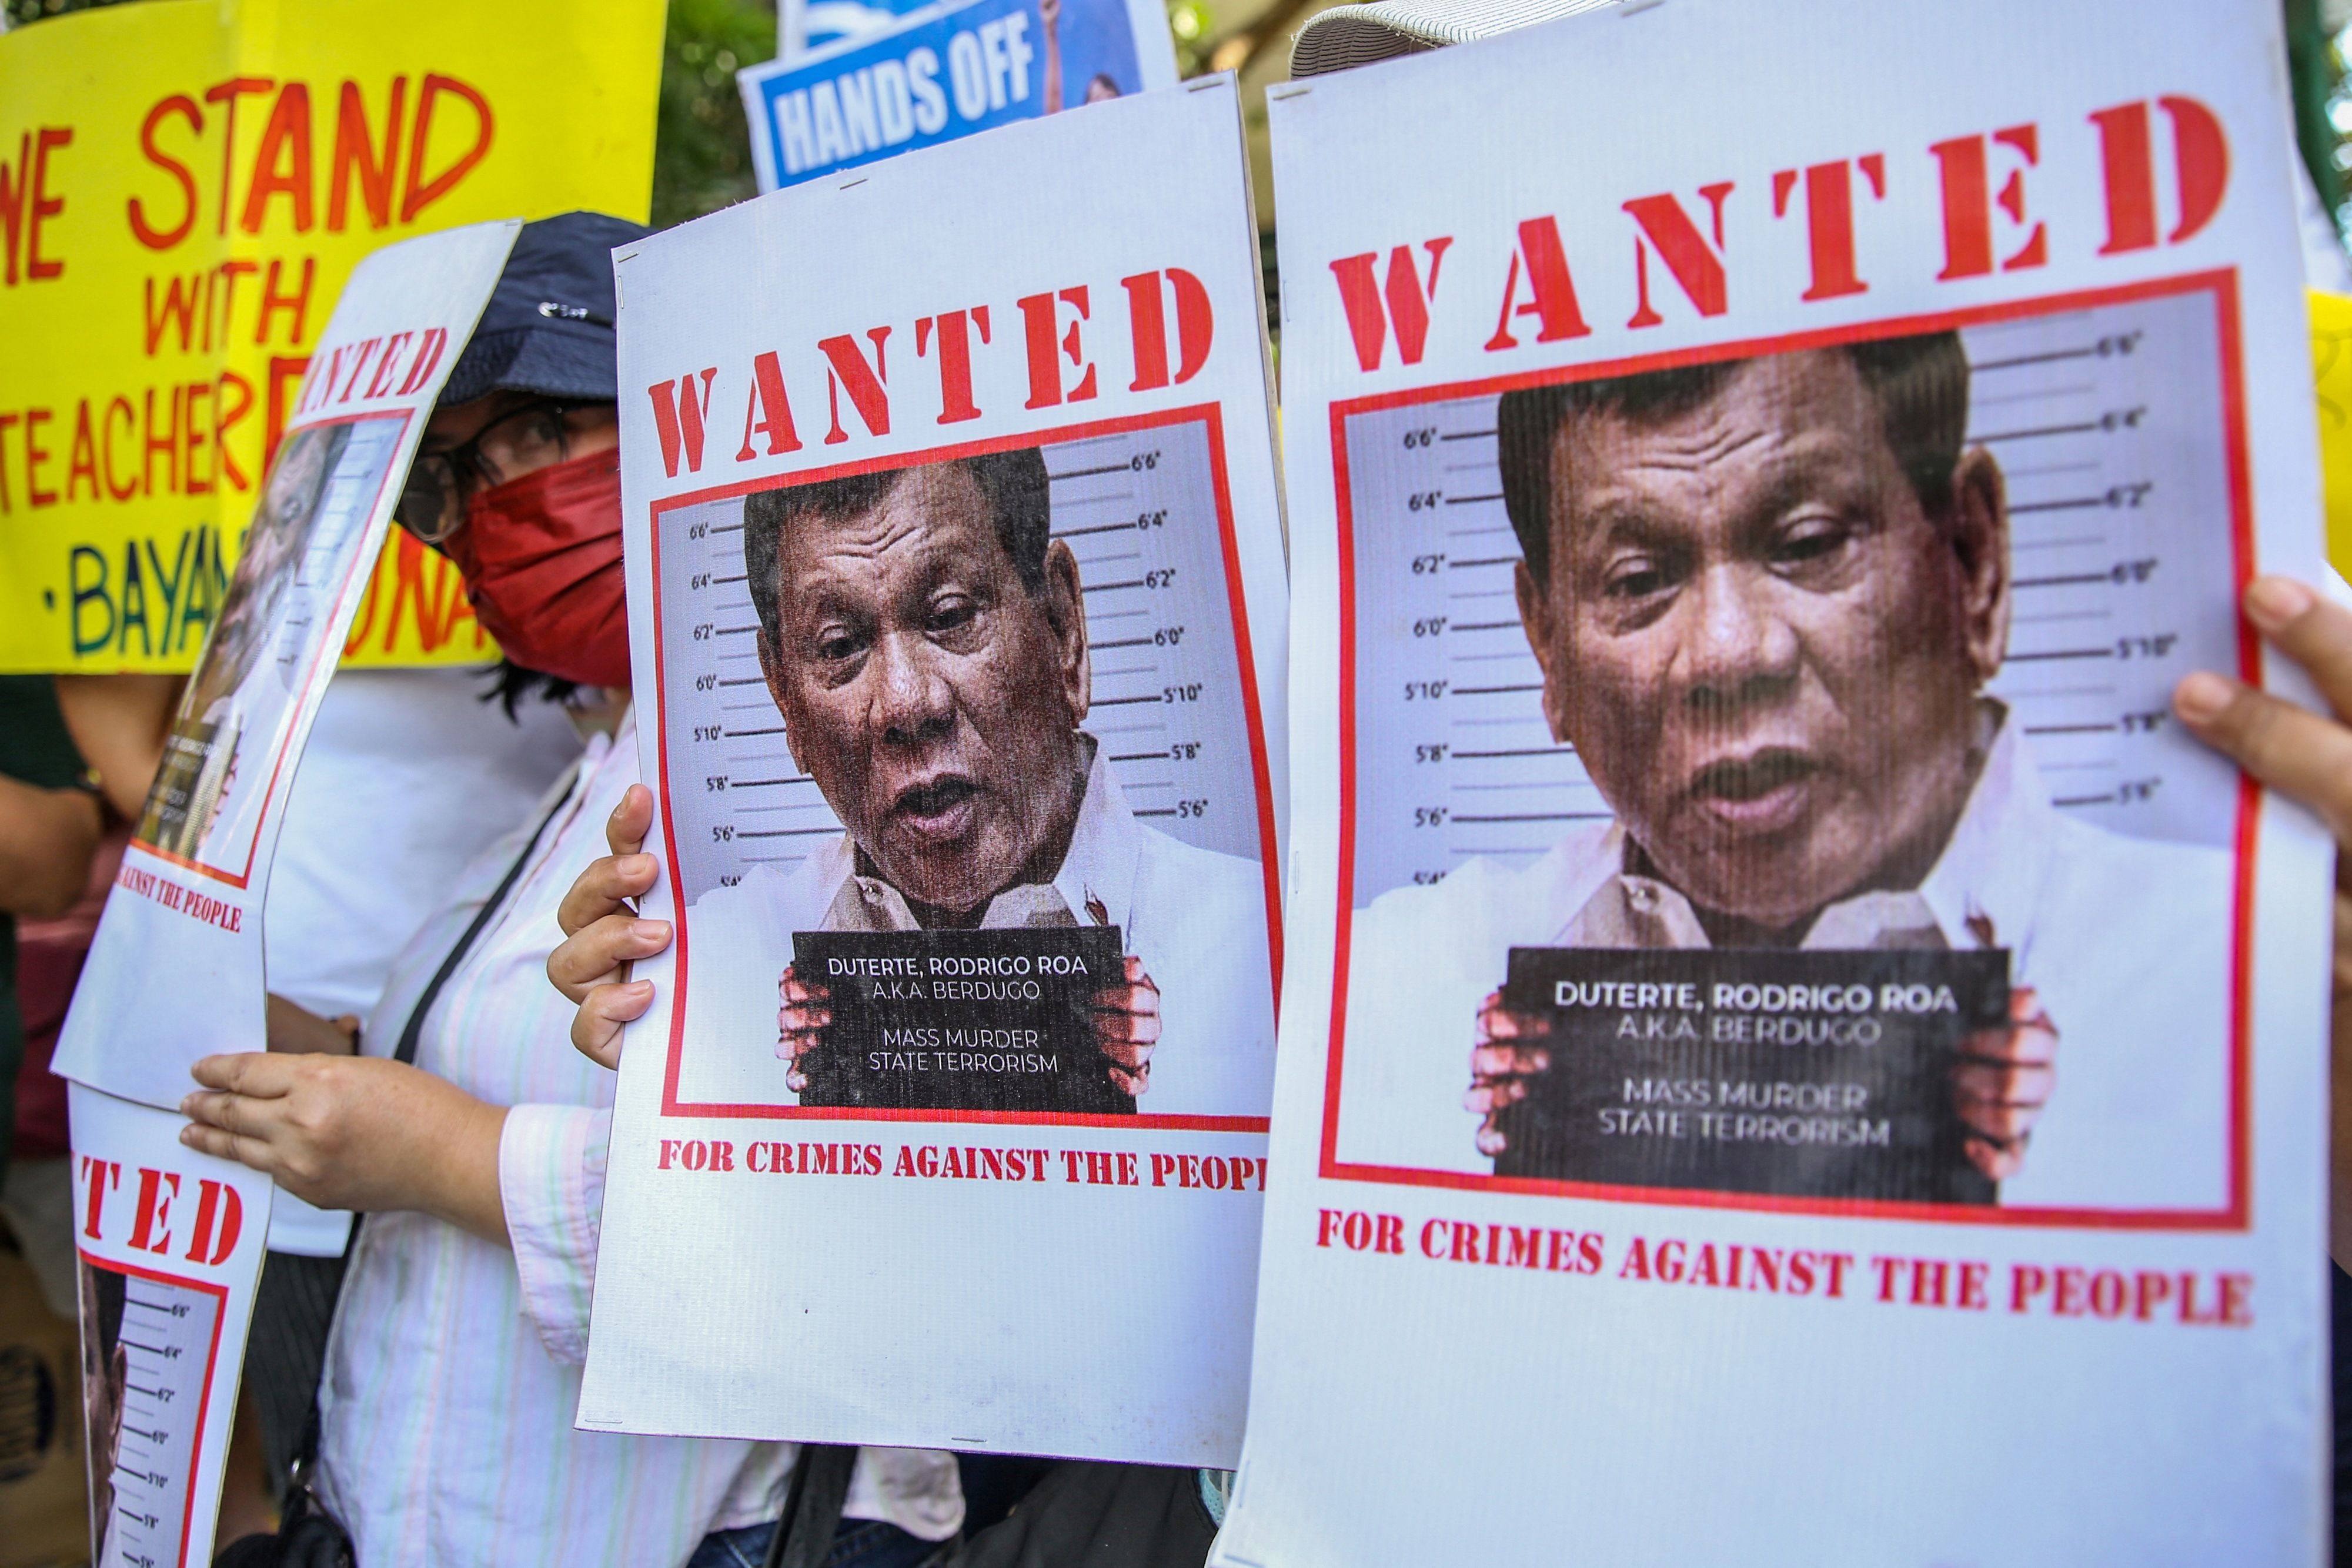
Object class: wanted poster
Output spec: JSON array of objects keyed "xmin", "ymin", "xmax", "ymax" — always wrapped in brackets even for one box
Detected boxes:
[
  {"xmin": 69, "ymin": 1084, "xmax": 272, "ymax": 1568},
  {"xmin": 581, "ymin": 76, "xmax": 1286, "ymax": 1465},
  {"xmin": 1218, "ymin": 1, "xmax": 2332, "ymax": 1562},
  {"xmin": 51, "ymin": 222, "xmax": 518, "ymax": 1115}
]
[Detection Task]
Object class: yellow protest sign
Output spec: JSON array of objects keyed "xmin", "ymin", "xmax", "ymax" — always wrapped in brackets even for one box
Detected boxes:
[
  {"xmin": 2312, "ymin": 289, "xmax": 2352, "ymax": 579},
  {"xmin": 0, "ymin": 0, "xmax": 661, "ymax": 672}
]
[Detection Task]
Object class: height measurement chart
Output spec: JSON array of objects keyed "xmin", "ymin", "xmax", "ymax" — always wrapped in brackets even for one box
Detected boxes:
[
  {"xmin": 83, "ymin": 1265, "xmax": 224, "ymax": 1568},
  {"xmin": 652, "ymin": 405, "xmax": 1284, "ymax": 1124},
  {"xmin": 657, "ymin": 416, "xmax": 1264, "ymax": 905},
  {"xmin": 71, "ymin": 1085, "xmax": 270, "ymax": 1568},
  {"xmin": 1348, "ymin": 288, "xmax": 2240, "ymax": 905}
]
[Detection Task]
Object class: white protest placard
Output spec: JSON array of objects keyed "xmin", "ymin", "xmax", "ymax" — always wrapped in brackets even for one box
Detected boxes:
[
  {"xmin": 1218, "ymin": 1, "xmax": 2331, "ymax": 1562},
  {"xmin": 69, "ymin": 1083, "xmax": 272, "ymax": 1568},
  {"xmin": 581, "ymin": 75, "xmax": 1286, "ymax": 1465},
  {"xmin": 51, "ymin": 222, "xmax": 519, "ymax": 1115}
]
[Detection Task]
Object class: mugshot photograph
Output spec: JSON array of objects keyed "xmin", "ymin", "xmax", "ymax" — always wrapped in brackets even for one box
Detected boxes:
[
  {"xmin": 77, "ymin": 1259, "xmax": 127, "ymax": 1563},
  {"xmin": 136, "ymin": 421, "xmax": 355, "ymax": 865},
  {"xmin": 1334, "ymin": 329, "xmax": 2234, "ymax": 1212},
  {"xmin": 681, "ymin": 444, "xmax": 1275, "ymax": 1119}
]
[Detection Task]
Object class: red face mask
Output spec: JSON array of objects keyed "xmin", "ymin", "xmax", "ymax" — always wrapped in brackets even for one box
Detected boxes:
[{"xmin": 445, "ymin": 447, "xmax": 631, "ymax": 690}]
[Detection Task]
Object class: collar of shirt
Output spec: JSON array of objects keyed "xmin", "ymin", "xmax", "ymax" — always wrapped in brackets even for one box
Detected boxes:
[
  {"xmin": 1550, "ymin": 702, "xmax": 2055, "ymax": 953},
  {"xmin": 811, "ymin": 733, "xmax": 1141, "ymax": 932}
]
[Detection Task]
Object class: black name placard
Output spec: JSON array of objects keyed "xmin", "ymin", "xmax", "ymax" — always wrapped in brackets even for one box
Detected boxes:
[
  {"xmin": 792, "ymin": 927, "xmax": 1131, "ymax": 1114},
  {"xmin": 134, "ymin": 718, "xmax": 220, "ymax": 857},
  {"xmin": 1492, "ymin": 947, "xmax": 2007, "ymax": 1204}
]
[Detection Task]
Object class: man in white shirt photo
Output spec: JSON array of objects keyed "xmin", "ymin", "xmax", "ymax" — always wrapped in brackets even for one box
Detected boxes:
[
  {"xmin": 681, "ymin": 446, "xmax": 1274, "ymax": 1117},
  {"xmin": 1338, "ymin": 332, "xmax": 2233, "ymax": 1211}
]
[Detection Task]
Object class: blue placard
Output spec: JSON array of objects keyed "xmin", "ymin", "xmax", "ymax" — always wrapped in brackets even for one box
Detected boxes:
[
  {"xmin": 793, "ymin": 0, "xmax": 936, "ymax": 59},
  {"xmin": 743, "ymin": 0, "xmax": 1153, "ymax": 189}
]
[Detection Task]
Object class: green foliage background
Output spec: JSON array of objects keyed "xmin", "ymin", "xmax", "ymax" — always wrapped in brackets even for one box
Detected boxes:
[{"xmin": 653, "ymin": 0, "xmax": 777, "ymax": 228}]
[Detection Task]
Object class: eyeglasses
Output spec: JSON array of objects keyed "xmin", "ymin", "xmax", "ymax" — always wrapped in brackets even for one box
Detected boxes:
[{"xmin": 396, "ymin": 399, "xmax": 586, "ymax": 544}]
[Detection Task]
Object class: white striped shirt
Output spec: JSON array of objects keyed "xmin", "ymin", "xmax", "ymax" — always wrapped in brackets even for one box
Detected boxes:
[{"xmin": 315, "ymin": 716, "xmax": 964, "ymax": 1567}]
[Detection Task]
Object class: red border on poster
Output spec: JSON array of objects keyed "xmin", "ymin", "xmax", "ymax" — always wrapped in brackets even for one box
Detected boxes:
[
  {"xmin": 649, "ymin": 402, "xmax": 1282, "ymax": 1132},
  {"xmin": 78, "ymin": 1251, "xmax": 233, "ymax": 1568},
  {"xmin": 130, "ymin": 409, "xmax": 415, "ymax": 892},
  {"xmin": 1316, "ymin": 269, "xmax": 2259, "ymax": 1232}
]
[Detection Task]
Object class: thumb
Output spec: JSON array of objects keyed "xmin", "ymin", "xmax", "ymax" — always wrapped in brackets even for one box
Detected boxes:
[{"xmin": 606, "ymin": 783, "xmax": 654, "ymax": 858}]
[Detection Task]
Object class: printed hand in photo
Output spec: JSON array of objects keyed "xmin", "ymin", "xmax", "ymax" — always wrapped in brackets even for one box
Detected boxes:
[
  {"xmin": 778, "ymin": 953, "xmax": 1164, "ymax": 1096},
  {"xmin": 1463, "ymin": 991, "xmax": 1549, "ymax": 1160},
  {"xmin": 554, "ymin": 771, "xmax": 1172, "ymax": 1097},
  {"xmin": 1947, "ymin": 986, "xmax": 2057, "ymax": 1180},
  {"xmin": 2173, "ymin": 575, "xmax": 2352, "ymax": 1268},
  {"xmin": 1465, "ymin": 985, "xmax": 2056, "ymax": 1180}
]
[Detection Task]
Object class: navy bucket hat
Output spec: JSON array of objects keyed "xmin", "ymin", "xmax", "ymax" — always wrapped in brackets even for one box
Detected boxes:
[{"xmin": 439, "ymin": 210, "xmax": 653, "ymax": 407}]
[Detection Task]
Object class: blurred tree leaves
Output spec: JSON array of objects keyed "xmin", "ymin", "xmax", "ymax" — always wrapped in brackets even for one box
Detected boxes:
[
  {"xmin": 1165, "ymin": 0, "xmax": 1212, "ymax": 74},
  {"xmin": 654, "ymin": 0, "xmax": 778, "ymax": 227},
  {"xmin": 1, "ymin": 0, "xmax": 135, "ymax": 28}
]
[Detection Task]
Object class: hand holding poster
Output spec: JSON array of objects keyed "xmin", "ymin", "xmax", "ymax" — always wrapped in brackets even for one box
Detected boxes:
[
  {"xmin": 1219, "ymin": 1, "xmax": 2331, "ymax": 1561},
  {"xmin": 69, "ymin": 1084, "xmax": 272, "ymax": 1568},
  {"xmin": 52, "ymin": 222, "xmax": 517, "ymax": 1114},
  {"xmin": 581, "ymin": 75, "xmax": 1287, "ymax": 1463}
]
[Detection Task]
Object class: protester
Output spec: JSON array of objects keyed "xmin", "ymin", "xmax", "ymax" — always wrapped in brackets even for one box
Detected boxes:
[
  {"xmin": 177, "ymin": 212, "xmax": 961, "ymax": 1568},
  {"xmin": 51, "ymin": 672, "xmax": 183, "ymax": 824},
  {"xmin": 2, "ymin": 827, "xmax": 117, "ymax": 1322},
  {"xmin": 50, "ymin": 510, "xmax": 584, "ymax": 1506},
  {"xmin": 0, "ymin": 678, "xmax": 102, "ymax": 1179},
  {"xmin": 2171, "ymin": 575, "xmax": 2352, "ymax": 1556},
  {"xmin": 232, "ymin": 658, "xmax": 583, "ymax": 1515},
  {"xmin": 2173, "ymin": 578, "xmax": 2352, "ymax": 1262},
  {"xmin": 0, "ymin": 674, "xmax": 102, "ymax": 1335}
]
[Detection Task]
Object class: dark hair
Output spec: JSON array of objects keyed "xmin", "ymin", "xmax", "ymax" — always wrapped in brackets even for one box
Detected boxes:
[
  {"xmin": 1495, "ymin": 331, "xmax": 1972, "ymax": 583},
  {"xmin": 480, "ymin": 658, "xmax": 579, "ymax": 717},
  {"xmin": 740, "ymin": 447, "xmax": 1053, "ymax": 643},
  {"xmin": 83, "ymin": 1262, "xmax": 125, "ymax": 1360}
]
